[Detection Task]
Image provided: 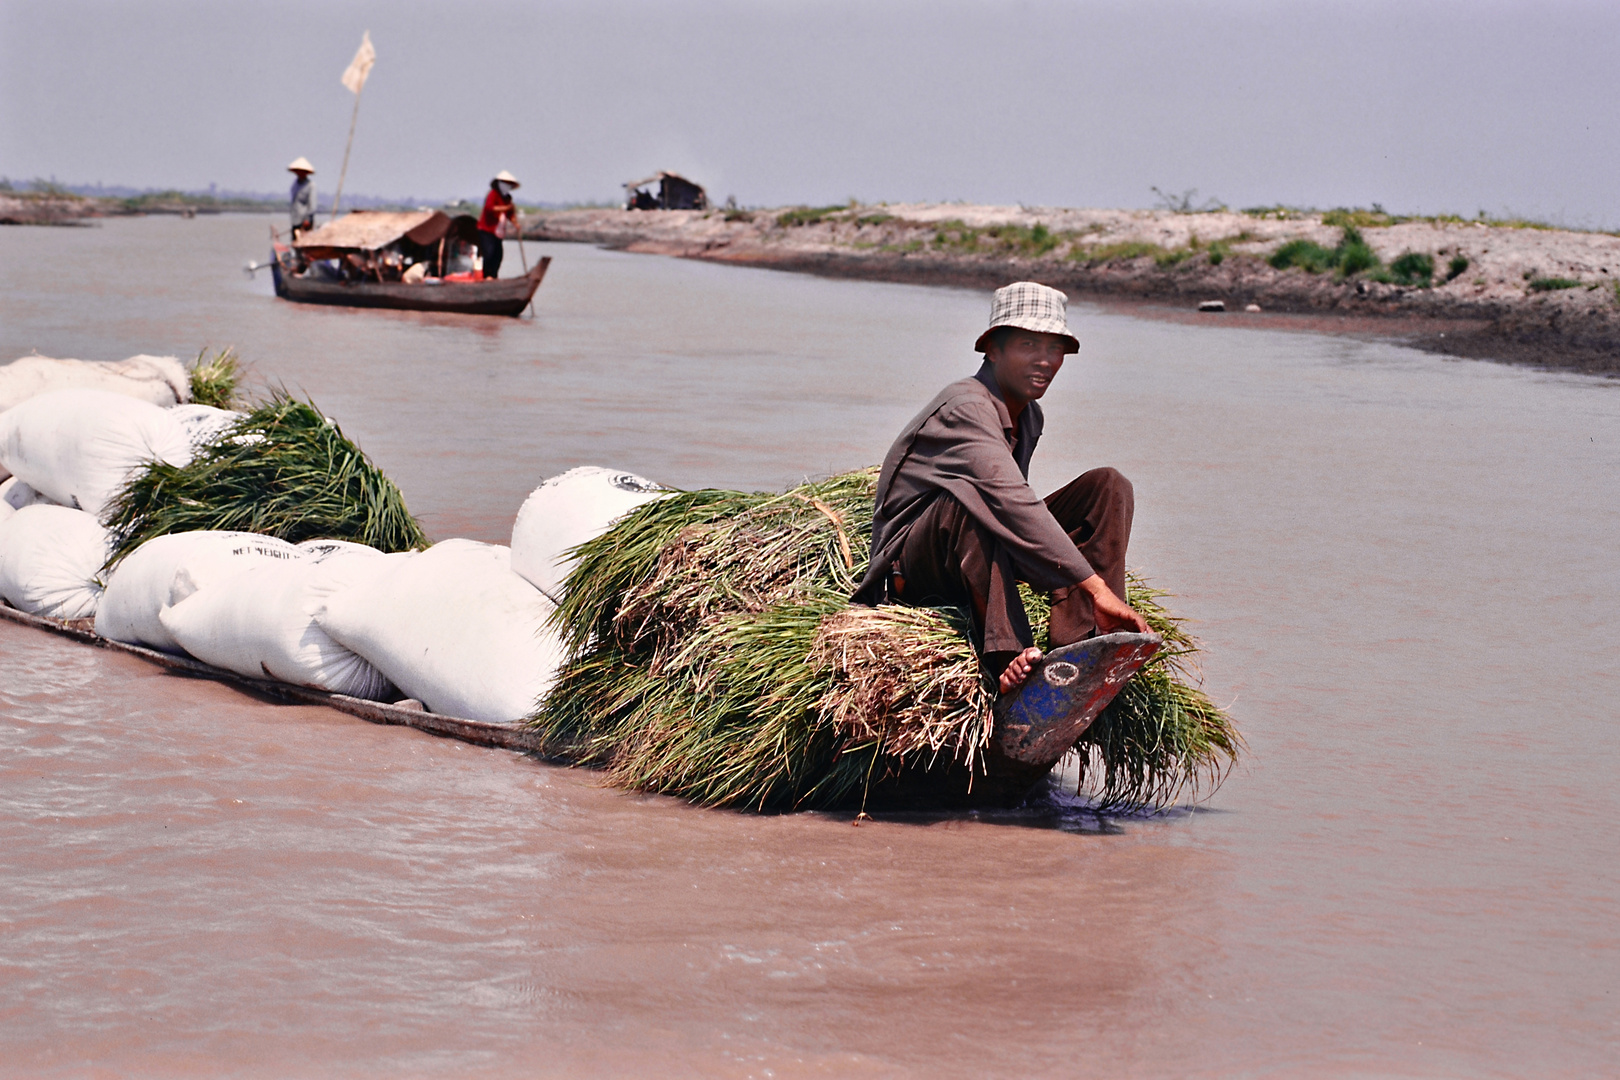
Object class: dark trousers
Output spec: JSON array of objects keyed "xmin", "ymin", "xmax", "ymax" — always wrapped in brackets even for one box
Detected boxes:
[
  {"xmin": 893, "ymin": 468, "xmax": 1134, "ymax": 662},
  {"xmin": 475, "ymin": 230, "xmax": 504, "ymax": 279}
]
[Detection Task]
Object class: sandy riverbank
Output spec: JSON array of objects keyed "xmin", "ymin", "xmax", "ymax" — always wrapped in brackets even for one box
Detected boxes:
[
  {"xmin": 526, "ymin": 204, "xmax": 1620, "ymax": 375},
  {"xmin": 0, "ymin": 192, "xmax": 261, "ymax": 225},
  {"xmin": 0, "ymin": 193, "xmax": 102, "ymax": 226}
]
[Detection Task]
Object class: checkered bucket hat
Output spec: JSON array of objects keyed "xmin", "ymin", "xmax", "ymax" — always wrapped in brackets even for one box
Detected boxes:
[{"xmin": 974, "ymin": 281, "xmax": 1080, "ymax": 354}]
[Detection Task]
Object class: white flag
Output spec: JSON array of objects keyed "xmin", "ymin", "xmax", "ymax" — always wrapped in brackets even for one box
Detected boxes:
[{"xmin": 341, "ymin": 31, "xmax": 375, "ymax": 95}]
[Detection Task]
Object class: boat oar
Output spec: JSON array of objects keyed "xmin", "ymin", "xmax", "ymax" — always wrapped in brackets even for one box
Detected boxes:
[{"xmin": 512, "ymin": 209, "xmax": 535, "ymax": 316}]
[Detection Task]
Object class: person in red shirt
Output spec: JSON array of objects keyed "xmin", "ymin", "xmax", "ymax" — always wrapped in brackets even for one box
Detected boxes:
[{"xmin": 475, "ymin": 170, "xmax": 521, "ymax": 279}]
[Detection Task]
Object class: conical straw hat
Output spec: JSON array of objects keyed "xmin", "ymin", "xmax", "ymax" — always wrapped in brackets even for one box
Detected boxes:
[
  {"xmin": 492, "ymin": 169, "xmax": 521, "ymax": 188},
  {"xmin": 287, "ymin": 157, "xmax": 315, "ymax": 174}
]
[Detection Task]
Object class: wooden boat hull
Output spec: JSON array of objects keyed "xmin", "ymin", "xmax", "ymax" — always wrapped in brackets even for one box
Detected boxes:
[
  {"xmin": 271, "ymin": 254, "xmax": 550, "ymax": 317},
  {"xmin": 3, "ymin": 600, "xmax": 1157, "ymax": 814},
  {"xmin": 864, "ymin": 631, "xmax": 1162, "ymax": 809}
]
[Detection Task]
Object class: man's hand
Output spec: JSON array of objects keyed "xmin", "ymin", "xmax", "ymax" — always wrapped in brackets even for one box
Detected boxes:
[{"xmin": 1078, "ymin": 574, "xmax": 1149, "ymax": 634}]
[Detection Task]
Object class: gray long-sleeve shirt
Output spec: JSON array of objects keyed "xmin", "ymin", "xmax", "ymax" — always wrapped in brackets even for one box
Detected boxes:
[
  {"xmin": 289, "ymin": 176, "xmax": 316, "ymax": 228},
  {"xmin": 851, "ymin": 362, "xmax": 1094, "ymax": 603}
]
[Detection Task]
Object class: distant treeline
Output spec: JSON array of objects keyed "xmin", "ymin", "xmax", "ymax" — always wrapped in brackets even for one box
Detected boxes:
[
  {"xmin": 0, "ymin": 177, "xmax": 580, "ymax": 215},
  {"xmin": 0, "ymin": 177, "xmax": 426, "ymax": 213}
]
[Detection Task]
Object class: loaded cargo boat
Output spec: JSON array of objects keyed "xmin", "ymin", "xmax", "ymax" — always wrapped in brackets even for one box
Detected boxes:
[
  {"xmin": 0, "ymin": 379, "xmax": 1233, "ymax": 815},
  {"xmin": 269, "ymin": 210, "xmax": 549, "ymax": 317}
]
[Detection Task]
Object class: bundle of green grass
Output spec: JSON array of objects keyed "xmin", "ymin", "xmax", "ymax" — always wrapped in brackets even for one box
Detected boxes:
[
  {"xmin": 104, "ymin": 382, "xmax": 426, "ymax": 563},
  {"xmin": 530, "ymin": 469, "xmax": 1242, "ymax": 812}
]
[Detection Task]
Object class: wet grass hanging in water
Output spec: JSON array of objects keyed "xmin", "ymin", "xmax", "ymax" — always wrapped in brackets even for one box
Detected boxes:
[
  {"xmin": 530, "ymin": 469, "xmax": 1241, "ymax": 812},
  {"xmin": 103, "ymin": 392, "xmax": 427, "ymax": 563}
]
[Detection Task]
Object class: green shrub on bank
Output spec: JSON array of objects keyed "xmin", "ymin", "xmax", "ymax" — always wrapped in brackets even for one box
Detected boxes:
[
  {"xmin": 1268, "ymin": 238, "xmax": 1337, "ymax": 274},
  {"xmin": 1073, "ymin": 240, "xmax": 1166, "ymax": 265},
  {"xmin": 776, "ymin": 205, "xmax": 847, "ymax": 227},
  {"xmin": 1242, "ymin": 205, "xmax": 1305, "ymax": 220},
  {"xmin": 1388, "ymin": 252, "xmax": 1435, "ymax": 287},
  {"xmin": 932, "ymin": 220, "xmax": 1070, "ymax": 258},
  {"xmin": 1445, "ymin": 255, "xmax": 1470, "ymax": 282},
  {"xmin": 1528, "ymin": 277, "xmax": 1582, "ymax": 292},
  {"xmin": 1336, "ymin": 228, "xmax": 1380, "ymax": 276},
  {"xmin": 1269, "ymin": 226, "xmax": 1409, "ymax": 282},
  {"xmin": 933, "ymin": 219, "xmax": 981, "ymax": 252},
  {"xmin": 1322, "ymin": 207, "xmax": 1395, "ymax": 230}
]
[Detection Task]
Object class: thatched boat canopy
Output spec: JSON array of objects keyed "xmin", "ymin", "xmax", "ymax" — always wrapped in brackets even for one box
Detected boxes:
[{"xmin": 294, "ymin": 210, "xmax": 479, "ymax": 259}]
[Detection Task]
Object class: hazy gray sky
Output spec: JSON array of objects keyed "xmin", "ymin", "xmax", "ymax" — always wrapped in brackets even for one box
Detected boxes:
[{"xmin": 3, "ymin": 0, "xmax": 1616, "ymax": 225}]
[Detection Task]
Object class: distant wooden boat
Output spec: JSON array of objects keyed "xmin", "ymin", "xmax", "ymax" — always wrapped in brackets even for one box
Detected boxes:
[
  {"xmin": 271, "ymin": 254, "xmax": 549, "ymax": 316},
  {"xmin": 270, "ymin": 209, "xmax": 550, "ymax": 317},
  {"xmin": 867, "ymin": 631, "xmax": 1163, "ymax": 809}
]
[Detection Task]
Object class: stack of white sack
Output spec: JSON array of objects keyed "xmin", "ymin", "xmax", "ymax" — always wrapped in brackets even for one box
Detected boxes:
[
  {"xmin": 510, "ymin": 466, "xmax": 668, "ymax": 601},
  {"xmin": 160, "ymin": 540, "xmax": 397, "ymax": 699},
  {"xmin": 0, "ymin": 354, "xmax": 190, "ymax": 415},
  {"xmin": 0, "ymin": 389, "xmax": 192, "ymax": 519},
  {"xmin": 317, "ymin": 539, "xmax": 565, "ymax": 723},
  {"xmin": 0, "ymin": 476, "xmax": 60, "ymax": 525},
  {"xmin": 0, "ymin": 505, "xmax": 112, "ymax": 619},
  {"xmin": 169, "ymin": 404, "xmax": 244, "ymax": 454},
  {"xmin": 96, "ymin": 531, "xmax": 305, "ymax": 652}
]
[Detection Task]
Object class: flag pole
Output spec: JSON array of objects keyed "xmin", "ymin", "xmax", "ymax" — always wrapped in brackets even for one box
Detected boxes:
[
  {"xmin": 329, "ymin": 84, "xmax": 363, "ymax": 220},
  {"xmin": 330, "ymin": 31, "xmax": 374, "ymax": 221}
]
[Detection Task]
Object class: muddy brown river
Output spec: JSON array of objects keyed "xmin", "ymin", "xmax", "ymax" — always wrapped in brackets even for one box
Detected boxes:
[{"xmin": 1, "ymin": 216, "xmax": 1616, "ymax": 1077}]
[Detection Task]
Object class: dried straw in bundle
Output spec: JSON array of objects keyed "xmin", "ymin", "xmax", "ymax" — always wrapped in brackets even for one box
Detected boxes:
[
  {"xmin": 103, "ymin": 392, "xmax": 426, "ymax": 564},
  {"xmin": 533, "ymin": 469, "xmax": 1242, "ymax": 812},
  {"xmin": 810, "ymin": 603, "xmax": 993, "ymax": 763}
]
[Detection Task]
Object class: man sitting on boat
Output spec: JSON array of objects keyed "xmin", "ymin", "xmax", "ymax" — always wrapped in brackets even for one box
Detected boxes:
[
  {"xmin": 851, "ymin": 281, "xmax": 1148, "ymax": 694},
  {"xmin": 475, "ymin": 170, "xmax": 521, "ymax": 280},
  {"xmin": 288, "ymin": 157, "xmax": 317, "ymax": 238}
]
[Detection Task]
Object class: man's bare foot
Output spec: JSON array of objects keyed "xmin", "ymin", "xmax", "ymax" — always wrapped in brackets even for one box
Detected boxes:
[{"xmin": 998, "ymin": 646, "xmax": 1044, "ymax": 694}]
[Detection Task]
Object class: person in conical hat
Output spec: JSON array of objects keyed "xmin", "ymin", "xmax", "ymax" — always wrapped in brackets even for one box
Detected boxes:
[
  {"xmin": 851, "ymin": 280, "xmax": 1148, "ymax": 694},
  {"xmin": 287, "ymin": 157, "xmax": 316, "ymax": 238},
  {"xmin": 474, "ymin": 170, "xmax": 522, "ymax": 280}
]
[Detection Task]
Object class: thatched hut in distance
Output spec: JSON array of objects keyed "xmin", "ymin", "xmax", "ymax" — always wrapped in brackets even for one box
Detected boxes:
[{"xmin": 624, "ymin": 172, "xmax": 708, "ymax": 211}]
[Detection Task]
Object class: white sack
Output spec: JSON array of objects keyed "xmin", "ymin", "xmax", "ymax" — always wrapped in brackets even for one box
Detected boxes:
[
  {"xmin": 0, "ymin": 476, "xmax": 58, "ymax": 511},
  {"xmin": 170, "ymin": 404, "xmax": 243, "ymax": 453},
  {"xmin": 0, "ymin": 505, "xmax": 112, "ymax": 619},
  {"xmin": 0, "ymin": 389, "xmax": 193, "ymax": 519},
  {"xmin": 0, "ymin": 354, "xmax": 189, "ymax": 414},
  {"xmin": 298, "ymin": 538, "xmax": 384, "ymax": 561},
  {"xmin": 160, "ymin": 552, "xmax": 398, "ymax": 698},
  {"xmin": 317, "ymin": 538, "xmax": 565, "ymax": 723},
  {"xmin": 95, "ymin": 531, "xmax": 304, "ymax": 652},
  {"xmin": 0, "ymin": 476, "xmax": 61, "ymax": 526},
  {"xmin": 510, "ymin": 466, "xmax": 667, "ymax": 600}
]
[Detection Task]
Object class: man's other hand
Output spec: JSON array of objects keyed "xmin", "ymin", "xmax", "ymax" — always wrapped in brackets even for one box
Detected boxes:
[{"xmin": 1079, "ymin": 575, "xmax": 1150, "ymax": 634}]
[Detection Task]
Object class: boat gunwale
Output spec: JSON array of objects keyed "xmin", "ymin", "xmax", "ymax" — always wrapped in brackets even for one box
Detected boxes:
[{"xmin": 0, "ymin": 601, "xmax": 543, "ymax": 753}]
